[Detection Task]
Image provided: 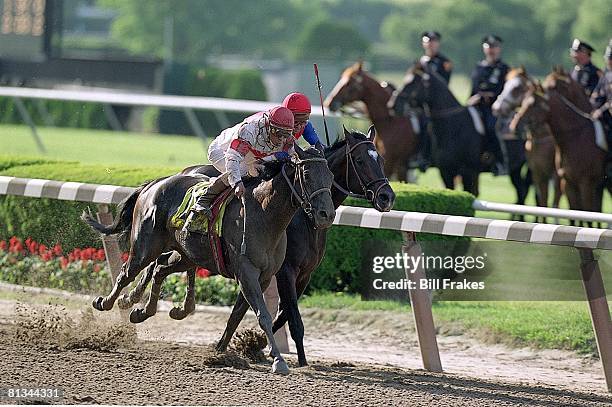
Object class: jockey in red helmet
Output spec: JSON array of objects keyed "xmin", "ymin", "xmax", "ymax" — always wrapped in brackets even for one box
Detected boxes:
[
  {"xmin": 183, "ymin": 106, "xmax": 294, "ymax": 231},
  {"xmin": 282, "ymin": 92, "xmax": 324, "ymax": 150}
]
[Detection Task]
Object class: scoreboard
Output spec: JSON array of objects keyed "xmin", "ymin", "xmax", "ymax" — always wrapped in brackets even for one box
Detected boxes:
[{"xmin": 0, "ymin": 0, "xmax": 60, "ymax": 59}]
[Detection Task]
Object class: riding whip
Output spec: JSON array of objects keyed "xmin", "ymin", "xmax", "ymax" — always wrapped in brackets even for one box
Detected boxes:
[
  {"xmin": 240, "ymin": 195, "xmax": 247, "ymax": 255},
  {"xmin": 314, "ymin": 63, "xmax": 331, "ymax": 146}
]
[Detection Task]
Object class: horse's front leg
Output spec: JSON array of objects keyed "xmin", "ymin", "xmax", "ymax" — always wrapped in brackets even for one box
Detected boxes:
[
  {"xmin": 169, "ymin": 268, "xmax": 197, "ymax": 320},
  {"xmin": 238, "ymin": 258, "xmax": 289, "ymax": 375},
  {"xmin": 215, "ymin": 292, "xmax": 250, "ymax": 352}
]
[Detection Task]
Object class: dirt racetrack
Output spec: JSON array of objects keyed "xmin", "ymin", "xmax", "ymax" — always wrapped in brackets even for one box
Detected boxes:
[{"xmin": 1, "ymin": 291, "xmax": 611, "ymax": 406}]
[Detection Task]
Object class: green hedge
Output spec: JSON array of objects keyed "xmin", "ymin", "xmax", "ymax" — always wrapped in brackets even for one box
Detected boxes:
[{"xmin": 0, "ymin": 156, "xmax": 475, "ymax": 293}]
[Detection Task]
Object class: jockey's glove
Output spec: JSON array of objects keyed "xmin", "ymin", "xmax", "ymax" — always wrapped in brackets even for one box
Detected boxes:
[{"xmin": 273, "ymin": 151, "xmax": 291, "ymax": 161}]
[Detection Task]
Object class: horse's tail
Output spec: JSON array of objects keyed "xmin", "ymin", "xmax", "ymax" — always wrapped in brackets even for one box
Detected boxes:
[{"xmin": 81, "ymin": 177, "xmax": 166, "ymax": 237}]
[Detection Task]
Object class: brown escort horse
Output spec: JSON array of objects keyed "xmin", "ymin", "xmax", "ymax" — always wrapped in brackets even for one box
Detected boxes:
[
  {"xmin": 511, "ymin": 67, "xmax": 606, "ymax": 221},
  {"xmin": 493, "ymin": 67, "xmax": 561, "ymax": 221},
  {"xmin": 324, "ymin": 62, "xmax": 418, "ymax": 182}
]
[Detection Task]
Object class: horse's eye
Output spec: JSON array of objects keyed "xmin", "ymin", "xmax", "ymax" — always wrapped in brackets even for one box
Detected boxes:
[{"xmin": 355, "ymin": 157, "xmax": 363, "ymax": 165}]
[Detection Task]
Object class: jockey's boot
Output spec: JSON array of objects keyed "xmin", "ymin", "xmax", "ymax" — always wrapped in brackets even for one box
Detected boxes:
[{"xmin": 181, "ymin": 179, "xmax": 228, "ymax": 234}]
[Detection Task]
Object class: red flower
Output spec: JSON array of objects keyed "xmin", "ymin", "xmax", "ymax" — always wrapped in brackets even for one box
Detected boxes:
[
  {"xmin": 38, "ymin": 244, "xmax": 48, "ymax": 256},
  {"xmin": 41, "ymin": 252, "xmax": 52, "ymax": 262},
  {"xmin": 52, "ymin": 244, "xmax": 62, "ymax": 256},
  {"xmin": 93, "ymin": 264, "xmax": 101, "ymax": 273},
  {"xmin": 196, "ymin": 267, "xmax": 210, "ymax": 278},
  {"xmin": 80, "ymin": 248, "xmax": 92, "ymax": 261},
  {"xmin": 95, "ymin": 249, "xmax": 106, "ymax": 262},
  {"xmin": 9, "ymin": 241, "xmax": 23, "ymax": 254},
  {"xmin": 121, "ymin": 252, "xmax": 129, "ymax": 263},
  {"xmin": 60, "ymin": 256, "xmax": 69, "ymax": 269},
  {"xmin": 0, "ymin": 240, "xmax": 6, "ymax": 251}
]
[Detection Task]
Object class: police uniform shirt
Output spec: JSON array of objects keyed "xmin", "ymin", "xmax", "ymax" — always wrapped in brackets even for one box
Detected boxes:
[
  {"xmin": 419, "ymin": 54, "xmax": 452, "ymax": 83},
  {"xmin": 471, "ymin": 59, "xmax": 510, "ymax": 104},
  {"xmin": 591, "ymin": 69, "xmax": 612, "ymax": 125},
  {"xmin": 571, "ymin": 61, "xmax": 603, "ymax": 96}
]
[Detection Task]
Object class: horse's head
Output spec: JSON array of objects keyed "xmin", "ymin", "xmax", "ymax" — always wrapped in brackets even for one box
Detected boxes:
[
  {"xmin": 324, "ymin": 61, "xmax": 367, "ymax": 112},
  {"xmin": 492, "ymin": 66, "xmax": 532, "ymax": 118},
  {"xmin": 509, "ymin": 82, "xmax": 550, "ymax": 132},
  {"xmin": 543, "ymin": 66, "xmax": 591, "ymax": 111},
  {"xmin": 285, "ymin": 145, "xmax": 335, "ymax": 229},
  {"xmin": 326, "ymin": 125, "xmax": 395, "ymax": 212},
  {"xmin": 387, "ymin": 63, "xmax": 430, "ymax": 116}
]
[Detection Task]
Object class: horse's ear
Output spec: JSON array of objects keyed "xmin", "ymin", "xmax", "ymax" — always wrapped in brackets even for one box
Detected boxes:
[
  {"xmin": 367, "ymin": 124, "xmax": 376, "ymax": 141},
  {"xmin": 519, "ymin": 64, "xmax": 526, "ymax": 75},
  {"xmin": 342, "ymin": 125, "xmax": 351, "ymax": 139},
  {"xmin": 357, "ymin": 59, "xmax": 363, "ymax": 72}
]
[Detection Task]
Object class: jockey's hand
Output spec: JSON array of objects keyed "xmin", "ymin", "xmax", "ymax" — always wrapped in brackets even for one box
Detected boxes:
[
  {"xmin": 274, "ymin": 151, "xmax": 290, "ymax": 161},
  {"xmin": 592, "ymin": 109, "xmax": 603, "ymax": 120},
  {"xmin": 467, "ymin": 94, "xmax": 481, "ymax": 106},
  {"xmin": 234, "ymin": 182, "xmax": 245, "ymax": 199},
  {"xmin": 314, "ymin": 141, "xmax": 325, "ymax": 152}
]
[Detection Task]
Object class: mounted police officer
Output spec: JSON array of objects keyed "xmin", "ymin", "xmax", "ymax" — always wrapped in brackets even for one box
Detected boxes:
[
  {"xmin": 419, "ymin": 31, "xmax": 453, "ymax": 84},
  {"xmin": 413, "ymin": 31, "xmax": 453, "ymax": 171},
  {"xmin": 571, "ymin": 39, "xmax": 603, "ymax": 97},
  {"xmin": 591, "ymin": 39, "xmax": 612, "ymax": 163},
  {"xmin": 469, "ymin": 34, "xmax": 509, "ymax": 175}
]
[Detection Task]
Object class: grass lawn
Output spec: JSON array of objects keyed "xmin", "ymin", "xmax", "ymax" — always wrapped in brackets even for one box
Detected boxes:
[
  {"xmin": 299, "ymin": 292, "xmax": 600, "ymax": 356},
  {"xmin": 0, "ymin": 124, "xmax": 209, "ymax": 167}
]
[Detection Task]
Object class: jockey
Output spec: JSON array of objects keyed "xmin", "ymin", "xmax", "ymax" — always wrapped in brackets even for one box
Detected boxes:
[
  {"xmin": 282, "ymin": 92, "xmax": 324, "ymax": 150},
  {"xmin": 182, "ymin": 106, "xmax": 295, "ymax": 232}
]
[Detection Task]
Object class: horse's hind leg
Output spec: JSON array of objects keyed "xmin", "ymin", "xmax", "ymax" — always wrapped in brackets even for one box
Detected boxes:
[
  {"xmin": 215, "ymin": 292, "xmax": 250, "ymax": 352},
  {"xmin": 117, "ymin": 261, "xmax": 156, "ymax": 309},
  {"xmin": 92, "ymin": 233, "xmax": 163, "ymax": 312},
  {"xmin": 129, "ymin": 251, "xmax": 189, "ymax": 323},
  {"xmin": 169, "ymin": 268, "xmax": 197, "ymax": 320}
]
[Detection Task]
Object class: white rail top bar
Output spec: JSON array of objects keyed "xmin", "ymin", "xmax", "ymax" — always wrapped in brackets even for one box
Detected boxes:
[{"xmin": 1, "ymin": 176, "xmax": 611, "ymax": 250}]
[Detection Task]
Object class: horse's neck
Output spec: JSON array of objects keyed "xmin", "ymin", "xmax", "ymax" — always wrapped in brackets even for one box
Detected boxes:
[
  {"xmin": 326, "ymin": 148, "xmax": 350, "ymax": 207},
  {"xmin": 428, "ymin": 80, "xmax": 461, "ymax": 110},
  {"xmin": 253, "ymin": 175, "xmax": 297, "ymax": 235},
  {"xmin": 528, "ymin": 121, "xmax": 553, "ymax": 140},
  {"xmin": 360, "ymin": 76, "xmax": 391, "ymax": 121},
  {"xmin": 547, "ymin": 94, "xmax": 591, "ymax": 148}
]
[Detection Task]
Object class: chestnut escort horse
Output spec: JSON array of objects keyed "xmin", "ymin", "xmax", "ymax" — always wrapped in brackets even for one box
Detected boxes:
[
  {"xmin": 493, "ymin": 67, "xmax": 561, "ymax": 221},
  {"xmin": 511, "ymin": 67, "xmax": 606, "ymax": 221},
  {"xmin": 324, "ymin": 62, "xmax": 418, "ymax": 182}
]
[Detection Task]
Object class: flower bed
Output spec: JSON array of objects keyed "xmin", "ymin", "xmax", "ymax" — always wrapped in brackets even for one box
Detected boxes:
[{"xmin": 0, "ymin": 237, "xmax": 238, "ymax": 306}]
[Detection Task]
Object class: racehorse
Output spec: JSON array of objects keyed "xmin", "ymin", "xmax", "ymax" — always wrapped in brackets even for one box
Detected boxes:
[
  {"xmin": 510, "ymin": 67, "xmax": 606, "ymax": 221},
  {"xmin": 324, "ymin": 61, "xmax": 418, "ymax": 182},
  {"xmin": 82, "ymin": 146, "xmax": 335, "ymax": 374},
  {"xmin": 120, "ymin": 127, "xmax": 395, "ymax": 367},
  {"xmin": 493, "ymin": 67, "xmax": 561, "ymax": 221},
  {"xmin": 388, "ymin": 62, "xmax": 481, "ymax": 195}
]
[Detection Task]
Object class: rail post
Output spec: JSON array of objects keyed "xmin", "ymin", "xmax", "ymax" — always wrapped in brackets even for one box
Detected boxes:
[
  {"xmin": 402, "ymin": 231, "xmax": 443, "ymax": 372},
  {"xmin": 578, "ymin": 248, "xmax": 612, "ymax": 392}
]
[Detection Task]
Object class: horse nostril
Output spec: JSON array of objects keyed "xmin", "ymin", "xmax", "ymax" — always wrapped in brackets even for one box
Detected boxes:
[{"xmin": 319, "ymin": 209, "xmax": 334, "ymax": 221}]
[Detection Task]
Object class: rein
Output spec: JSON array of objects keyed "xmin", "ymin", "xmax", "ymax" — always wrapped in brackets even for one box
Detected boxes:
[
  {"xmin": 281, "ymin": 157, "xmax": 331, "ymax": 218},
  {"xmin": 556, "ymin": 92, "xmax": 594, "ymax": 121},
  {"xmin": 331, "ymin": 139, "xmax": 389, "ymax": 202}
]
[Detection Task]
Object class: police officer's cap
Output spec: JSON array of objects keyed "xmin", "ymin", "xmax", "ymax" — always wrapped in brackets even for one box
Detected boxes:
[
  {"xmin": 571, "ymin": 38, "xmax": 595, "ymax": 54},
  {"xmin": 482, "ymin": 35, "xmax": 502, "ymax": 48},
  {"xmin": 421, "ymin": 31, "xmax": 441, "ymax": 43},
  {"xmin": 605, "ymin": 39, "xmax": 612, "ymax": 59}
]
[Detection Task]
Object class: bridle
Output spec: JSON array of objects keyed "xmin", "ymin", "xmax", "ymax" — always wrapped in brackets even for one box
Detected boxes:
[
  {"xmin": 331, "ymin": 139, "xmax": 390, "ymax": 202},
  {"xmin": 281, "ymin": 156, "xmax": 332, "ymax": 219}
]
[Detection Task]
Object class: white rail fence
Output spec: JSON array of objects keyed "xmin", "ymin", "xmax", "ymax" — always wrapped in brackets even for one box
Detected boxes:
[
  {"xmin": 0, "ymin": 175, "xmax": 611, "ymax": 392},
  {"xmin": 0, "ymin": 86, "xmax": 340, "ymax": 152}
]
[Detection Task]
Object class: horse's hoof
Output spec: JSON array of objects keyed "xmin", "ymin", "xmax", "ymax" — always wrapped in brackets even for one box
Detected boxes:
[
  {"xmin": 169, "ymin": 307, "xmax": 186, "ymax": 320},
  {"xmin": 271, "ymin": 358, "xmax": 289, "ymax": 375},
  {"xmin": 117, "ymin": 295, "xmax": 132, "ymax": 310},
  {"xmin": 92, "ymin": 296, "xmax": 106, "ymax": 311},
  {"xmin": 129, "ymin": 308, "xmax": 148, "ymax": 324},
  {"xmin": 298, "ymin": 359, "xmax": 308, "ymax": 368}
]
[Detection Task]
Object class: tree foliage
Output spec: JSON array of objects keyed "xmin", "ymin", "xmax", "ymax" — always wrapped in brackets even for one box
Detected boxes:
[{"xmin": 292, "ymin": 18, "xmax": 370, "ymax": 61}]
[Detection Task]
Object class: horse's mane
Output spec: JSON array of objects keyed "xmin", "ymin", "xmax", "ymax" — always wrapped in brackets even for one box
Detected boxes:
[
  {"xmin": 248, "ymin": 147, "xmax": 327, "ymax": 184},
  {"xmin": 324, "ymin": 131, "xmax": 368, "ymax": 158},
  {"xmin": 506, "ymin": 66, "xmax": 528, "ymax": 81}
]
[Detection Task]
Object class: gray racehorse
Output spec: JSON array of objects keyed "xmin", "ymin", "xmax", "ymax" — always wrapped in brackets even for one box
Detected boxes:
[{"xmin": 82, "ymin": 146, "xmax": 335, "ymax": 374}]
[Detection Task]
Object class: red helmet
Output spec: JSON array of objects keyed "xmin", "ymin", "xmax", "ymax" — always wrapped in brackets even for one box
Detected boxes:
[
  {"xmin": 268, "ymin": 106, "xmax": 294, "ymax": 132},
  {"xmin": 282, "ymin": 92, "xmax": 311, "ymax": 114}
]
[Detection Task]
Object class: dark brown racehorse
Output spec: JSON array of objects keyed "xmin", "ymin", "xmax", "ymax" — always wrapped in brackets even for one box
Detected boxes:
[
  {"xmin": 511, "ymin": 67, "xmax": 606, "ymax": 220},
  {"xmin": 82, "ymin": 147, "xmax": 335, "ymax": 374},
  {"xmin": 324, "ymin": 62, "xmax": 418, "ymax": 182}
]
